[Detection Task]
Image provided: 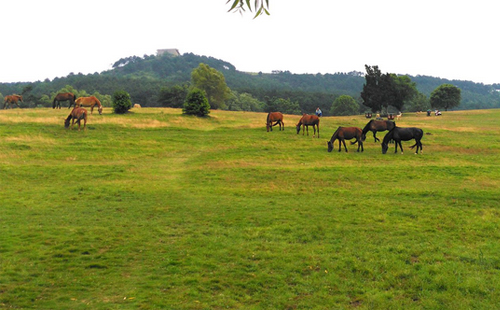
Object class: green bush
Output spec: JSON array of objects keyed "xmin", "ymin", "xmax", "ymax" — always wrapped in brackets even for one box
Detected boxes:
[
  {"xmin": 183, "ymin": 88, "xmax": 210, "ymax": 117},
  {"xmin": 112, "ymin": 90, "xmax": 132, "ymax": 114}
]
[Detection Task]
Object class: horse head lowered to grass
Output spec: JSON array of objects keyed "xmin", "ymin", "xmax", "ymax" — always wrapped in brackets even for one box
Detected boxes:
[
  {"xmin": 65, "ymin": 108, "xmax": 88, "ymax": 131},
  {"xmin": 266, "ymin": 112, "xmax": 284, "ymax": 132},
  {"xmin": 327, "ymin": 126, "xmax": 364, "ymax": 152},
  {"xmin": 296, "ymin": 114, "xmax": 320, "ymax": 138},
  {"xmin": 381, "ymin": 126, "xmax": 423, "ymax": 154},
  {"xmin": 53, "ymin": 92, "xmax": 76, "ymax": 109}
]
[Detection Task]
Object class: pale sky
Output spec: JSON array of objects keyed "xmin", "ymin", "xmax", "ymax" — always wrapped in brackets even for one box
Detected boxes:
[{"xmin": 1, "ymin": 1, "xmax": 498, "ymax": 84}]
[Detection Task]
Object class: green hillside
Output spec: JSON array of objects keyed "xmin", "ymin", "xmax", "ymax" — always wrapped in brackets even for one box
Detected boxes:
[{"xmin": 1, "ymin": 52, "xmax": 499, "ymax": 112}]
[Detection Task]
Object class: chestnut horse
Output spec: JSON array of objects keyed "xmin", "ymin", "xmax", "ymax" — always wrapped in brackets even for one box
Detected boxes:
[
  {"xmin": 3, "ymin": 95, "xmax": 23, "ymax": 109},
  {"xmin": 266, "ymin": 112, "xmax": 284, "ymax": 132},
  {"xmin": 65, "ymin": 107, "xmax": 88, "ymax": 131},
  {"xmin": 327, "ymin": 126, "xmax": 364, "ymax": 152},
  {"xmin": 296, "ymin": 114, "xmax": 320, "ymax": 138},
  {"xmin": 53, "ymin": 92, "xmax": 76, "ymax": 109},
  {"xmin": 361, "ymin": 119, "xmax": 396, "ymax": 142},
  {"xmin": 73, "ymin": 96, "xmax": 103, "ymax": 115},
  {"xmin": 381, "ymin": 127, "xmax": 423, "ymax": 154}
]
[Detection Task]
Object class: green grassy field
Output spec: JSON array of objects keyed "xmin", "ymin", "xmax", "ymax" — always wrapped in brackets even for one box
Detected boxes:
[{"xmin": 1, "ymin": 107, "xmax": 499, "ymax": 309}]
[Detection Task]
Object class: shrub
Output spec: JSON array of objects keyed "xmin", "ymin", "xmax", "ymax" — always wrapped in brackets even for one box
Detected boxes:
[
  {"xmin": 112, "ymin": 90, "xmax": 132, "ymax": 114},
  {"xmin": 183, "ymin": 88, "xmax": 210, "ymax": 117}
]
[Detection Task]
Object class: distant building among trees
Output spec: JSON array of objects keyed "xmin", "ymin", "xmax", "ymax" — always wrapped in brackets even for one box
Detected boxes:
[{"xmin": 157, "ymin": 49, "xmax": 180, "ymax": 57}]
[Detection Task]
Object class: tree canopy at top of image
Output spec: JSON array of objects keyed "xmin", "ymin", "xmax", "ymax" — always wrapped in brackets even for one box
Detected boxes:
[{"xmin": 227, "ymin": 0, "xmax": 270, "ymax": 18}]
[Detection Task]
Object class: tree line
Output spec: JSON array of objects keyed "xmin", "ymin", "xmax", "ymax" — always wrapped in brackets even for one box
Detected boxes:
[{"xmin": 1, "ymin": 53, "xmax": 499, "ymax": 115}]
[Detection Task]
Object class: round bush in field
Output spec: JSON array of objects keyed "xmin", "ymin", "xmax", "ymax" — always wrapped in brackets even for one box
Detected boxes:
[
  {"xmin": 113, "ymin": 90, "xmax": 132, "ymax": 114},
  {"xmin": 183, "ymin": 88, "xmax": 210, "ymax": 117}
]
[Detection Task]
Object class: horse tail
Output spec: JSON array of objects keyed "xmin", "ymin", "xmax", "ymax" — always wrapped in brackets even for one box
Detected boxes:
[{"xmin": 52, "ymin": 98, "xmax": 56, "ymax": 109}]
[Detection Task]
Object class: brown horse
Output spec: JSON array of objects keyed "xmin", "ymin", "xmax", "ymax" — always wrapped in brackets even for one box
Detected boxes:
[
  {"xmin": 74, "ymin": 96, "xmax": 103, "ymax": 115},
  {"xmin": 296, "ymin": 114, "xmax": 320, "ymax": 138},
  {"xmin": 53, "ymin": 92, "xmax": 76, "ymax": 109},
  {"xmin": 361, "ymin": 119, "xmax": 396, "ymax": 142},
  {"xmin": 266, "ymin": 112, "xmax": 284, "ymax": 132},
  {"xmin": 327, "ymin": 126, "xmax": 364, "ymax": 152},
  {"xmin": 3, "ymin": 95, "xmax": 23, "ymax": 109},
  {"xmin": 64, "ymin": 107, "xmax": 88, "ymax": 131}
]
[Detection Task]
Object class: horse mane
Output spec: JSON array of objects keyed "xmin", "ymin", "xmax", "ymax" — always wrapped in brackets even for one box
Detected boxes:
[
  {"xmin": 361, "ymin": 120, "xmax": 373, "ymax": 134},
  {"xmin": 329, "ymin": 126, "xmax": 342, "ymax": 142},
  {"xmin": 64, "ymin": 113, "xmax": 72, "ymax": 127},
  {"xmin": 382, "ymin": 126, "xmax": 397, "ymax": 145}
]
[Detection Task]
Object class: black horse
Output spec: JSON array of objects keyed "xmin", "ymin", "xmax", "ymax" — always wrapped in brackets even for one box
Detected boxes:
[
  {"xmin": 361, "ymin": 119, "xmax": 396, "ymax": 142},
  {"xmin": 381, "ymin": 127, "xmax": 423, "ymax": 154}
]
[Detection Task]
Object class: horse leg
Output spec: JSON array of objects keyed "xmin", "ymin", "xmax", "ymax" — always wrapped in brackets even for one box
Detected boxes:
[
  {"xmin": 373, "ymin": 131, "xmax": 379, "ymax": 142},
  {"xmin": 398, "ymin": 141, "xmax": 404, "ymax": 154},
  {"xmin": 338, "ymin": 139, "xmax": 342, "ymax": 152}
]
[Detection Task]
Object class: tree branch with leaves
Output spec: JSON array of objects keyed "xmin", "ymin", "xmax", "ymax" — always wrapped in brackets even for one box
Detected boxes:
[{"xmin": 227, "ymin": 0, "xmax": 270, "ymax": 18}]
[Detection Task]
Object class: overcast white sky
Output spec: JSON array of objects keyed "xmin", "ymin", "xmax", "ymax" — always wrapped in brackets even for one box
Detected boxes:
[{"xmin": 1, "ymin": 1, "xmax": 498, "ymax": 84}]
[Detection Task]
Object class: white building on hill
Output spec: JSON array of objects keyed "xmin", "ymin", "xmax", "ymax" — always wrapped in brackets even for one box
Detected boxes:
[{"xmin": 157, "ymin": 49, "xmax": 180, "ymax": 57}]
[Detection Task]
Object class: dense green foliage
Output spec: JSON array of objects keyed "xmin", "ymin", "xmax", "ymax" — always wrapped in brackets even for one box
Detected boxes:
[
  {"xmin": 1, "ymin": 53, "xmax": 499, "ymax": 113},
  {"xmin": 430, "ymin": 84, "xmax": 461, "ymax": 111},
  {"xmin": 183, "ymin": 88, "xmax": 210, "ymax": 116},
  {"xmin": 361, "ymin": 65, "xmax": 418, "ymax": 113},
  {"xmin": 330, "ymin": 95, "xmax": 359, "ymax": 116},
  {"xmin": 191, "ymin": 63, "xmax": 231, "ymax": 109},
  {"xmin": 112, "ymin": 90, "xmax": 132, "ymax": 114},
  {"xmin": 1, "ymin": 108, "xmax": 500, "ymax": 309}
]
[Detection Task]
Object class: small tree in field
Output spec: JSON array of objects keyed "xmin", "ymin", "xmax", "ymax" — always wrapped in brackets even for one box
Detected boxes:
[
  {"xmin": 330, "ymin": 95, "xmax": 359, "ymax": 116},
  {"xmin": 112, "ymin": 90, "xmax": 132, "ymax": 114},
  {"xmin": 430, "ymin": 84, "xmax": 461, "ymax": 111},
  {"xmin": 183, "ymin": 88, "xmax": 210, "ymax": 117}
]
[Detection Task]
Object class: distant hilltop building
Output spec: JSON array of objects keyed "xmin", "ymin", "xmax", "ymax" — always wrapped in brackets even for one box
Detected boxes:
[{"xmin": 157, "ymin": 49, "xmax": 180, "ymax": 57}]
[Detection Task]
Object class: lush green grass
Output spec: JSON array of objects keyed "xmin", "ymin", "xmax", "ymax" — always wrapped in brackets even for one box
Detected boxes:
[{"xmin": 1, "ymin": 107, "xmax": 500, "ymax": 309}]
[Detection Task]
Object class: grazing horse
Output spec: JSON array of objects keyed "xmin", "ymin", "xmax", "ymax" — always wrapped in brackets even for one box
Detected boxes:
[
  {"xmin": 53, "ymin": 92, "xmax": 76, "ymax": 109},
  {"xmin": 327, "ymin": 126, "xmax": 364, "ymax": 152},
  {"xmin": 73, "ymin": 96, "xmax": 103, "ymax": 115},
  {"xmin": 3, "ymin": 95, "xmax": 23, "ymax": 109},
  {"xmin": 296, "ymin": 114, "xmax": 320, "ymax": 138},
  {"xmin": 64, "ymin": 107, "xmax": 88, "ymax": 131},
  {"xmin": 361, "ymin": 119, "xmax": 396, "ymax": 142},
  {"xmin": 266, "ymin": 112, "xmax": 284, "ymax": 132},
  {"xmin": 381, "ymin": 127, "xmax": 423, "ymax": 154}
]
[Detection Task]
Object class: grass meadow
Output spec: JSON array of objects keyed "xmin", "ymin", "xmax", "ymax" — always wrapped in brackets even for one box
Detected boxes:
[{"xmin": 1, "ymin": 107, "xmax": 499, "ymax": 309}]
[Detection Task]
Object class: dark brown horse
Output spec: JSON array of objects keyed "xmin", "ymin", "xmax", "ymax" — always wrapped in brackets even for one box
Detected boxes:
[
  {"xmin": 327, "ymin": 126, "xmax": 364, "ymax": 152},
  {"xmin": 296, "ymin": 114, "xmax": 320, "ymax": 138},
  {"xmin": 53, "ymin": 92, "xmax": 76, "ymax": 109},
  {"xmin": 65, "ymin": 107, "xmax": 88, "ymax": 131},
  {"xmin": 361, "ymin": 119, "xmax": 396, "ymax": 142},
  {"xmin": 73, "ymin": 96, "xmax": 103, "ymax": 115},
  {"xmin": 382, "ymin": 127, "xmax": 423, "ymax": 154},
  {"xmin": 266, "ymin": 112, "xmax": 284, "ymax": 132},
  {"xmin": 3, "ymin": 94, "xmax": 23, "ymax": 109}
]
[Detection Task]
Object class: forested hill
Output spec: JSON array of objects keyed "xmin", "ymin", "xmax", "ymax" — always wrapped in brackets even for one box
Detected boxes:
[{"xmin": 1, "ymin": 52, "xmax": 499, "ymax": 110}]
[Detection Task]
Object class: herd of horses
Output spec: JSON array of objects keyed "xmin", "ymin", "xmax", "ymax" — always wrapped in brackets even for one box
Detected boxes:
[
  {"xmin": 3, "ymin": 94, "xmax": 424, "ymax": 147},
  {"xmin": 267, "ymin": 112, "xmax": 424, "ymax": 154},
  {"xmin": 3, "ymin": 92, "xmax": 103, "ymax": 131}
]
